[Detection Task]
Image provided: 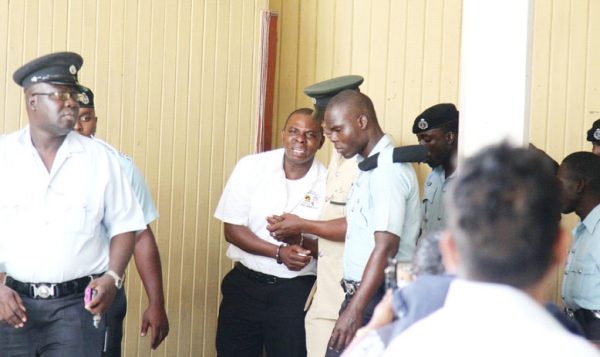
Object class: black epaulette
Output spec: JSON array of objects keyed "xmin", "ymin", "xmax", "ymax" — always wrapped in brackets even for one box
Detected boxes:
[{"xmin": 358, "ymin": 145, "xmax": 429, "ymax": 171}]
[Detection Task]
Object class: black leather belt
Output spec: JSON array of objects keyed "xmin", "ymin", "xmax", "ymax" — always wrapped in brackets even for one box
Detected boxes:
[
  {"xmin": 234, "ymin": 262, "xmax": 291, "ymax": 285},
  {"xmin": 566, "ymin": 308, "xmax": 600, "ymax": 321},
  {"xmin": 5, "ymin": 274, "xmax": 102, "ymax": 299}
]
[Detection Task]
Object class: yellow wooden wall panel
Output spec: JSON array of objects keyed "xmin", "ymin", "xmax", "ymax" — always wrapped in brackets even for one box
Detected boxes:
[
  {"xmin": 384, "ymin": 0, "xmax": 405, "ymax": 138},
  {"xmin": 5, "ymin": 1, "xmax": 26, "ymax": 132},
  {"xmin": 530, "ymin": 0, "xmax": 553, "ymax": 149},
  {"xmin": 439, "ymin": 0, "xmax": 462, "ymax": 103},
  {"xmin": 368, "ymin": 0, "xmax": 390, "ymax": 129},
  {"xmin": 0, "ymin": 0, "xmax": 9, "ymax": 133},
  {"xmin": 296, "ymin": 0, "xmax": 317, "ymax": 106},
  {"xmin": 585, "ymin": 0, "xmax": 600, "ymax": 134},
  {"xmin": 564, "ymin": 0, "xmax": 588, "ymax": 153}
]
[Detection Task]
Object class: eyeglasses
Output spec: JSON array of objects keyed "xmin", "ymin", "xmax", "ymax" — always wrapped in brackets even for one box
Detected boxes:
[
  {"xmin": 78, "ymin": 114, "xmax": 97, "ymax": 122},
  {"xmin": 30, "ymin": 91, "xmax": 86, "ymax": 103}
]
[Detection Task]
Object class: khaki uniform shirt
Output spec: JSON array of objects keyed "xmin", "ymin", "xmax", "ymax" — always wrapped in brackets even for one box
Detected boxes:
[{"xmin": 306, "ymin": 152, "xmax": 357, "ymax": 317}]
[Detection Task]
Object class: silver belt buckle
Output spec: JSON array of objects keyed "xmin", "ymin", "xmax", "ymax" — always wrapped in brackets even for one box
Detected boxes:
[{"xmin": 32, "ymin": 284, "xmax": 56, "ymax": 299}]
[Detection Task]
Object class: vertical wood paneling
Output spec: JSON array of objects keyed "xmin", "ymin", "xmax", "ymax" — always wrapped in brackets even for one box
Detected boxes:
[
  {"xmin": 0, "ymin": 0, "xmax": 10, "ymax": 133},
  {"xmin": 0, "ymin": 1, "xmax": 268, "ymax": 356}
]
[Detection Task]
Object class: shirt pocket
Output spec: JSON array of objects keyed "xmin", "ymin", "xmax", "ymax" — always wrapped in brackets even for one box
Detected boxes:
[
  {"xmin": 49, "ymin": 199, "xmax": 94, "ymax": 236},
  {"xmin": 352, "ymin": 185, "xmax": 372, "ymax": 229},
  {"xmin": 422, "ymin": 183, "xmax": 439, "ymax": 225},
  {"xmin": 567, "ymin": 259, "xmax": 600, "ymax": 299},
  {"xmin": 0, "ymin": 191, "xmax": 29, "ymax": 233}
]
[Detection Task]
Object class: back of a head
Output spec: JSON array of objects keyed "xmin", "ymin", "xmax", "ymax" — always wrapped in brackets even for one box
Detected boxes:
[
  {"xmin": 446, "ymin": 143, "xmax": 561, "ymax": 288},
  {"xmin": 326, "ymin": 89, "xmax": 377, "ymax": 123},
  {"xmin": 561, "ymin": 151, "xmax": 600, "ymax": 195}
]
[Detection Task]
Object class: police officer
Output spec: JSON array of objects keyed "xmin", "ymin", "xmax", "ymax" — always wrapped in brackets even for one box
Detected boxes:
[
  {"xmin": 412, "ymin": 103, "xmax": 459, "ymax": 236},
  {"xmin": 586, "ymin": 119, "xmax": 600, "ymax": 156},
  {"xmin": 0, "ymin": 52, "xmax": 145, "ymax": 356},
  {"xmin": 74, "ymin": 86, "xmax": 170, "ymax": 354}
]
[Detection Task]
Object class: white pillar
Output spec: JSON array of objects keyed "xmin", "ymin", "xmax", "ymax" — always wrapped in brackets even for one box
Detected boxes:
[{"xmin": 458, "ymin": 0, "xmax": 534, "ymax": 159}]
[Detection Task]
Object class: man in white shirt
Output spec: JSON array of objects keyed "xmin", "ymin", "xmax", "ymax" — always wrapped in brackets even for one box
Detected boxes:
[
  {"xmin": 214, "ymin": 108, "xmax": 327, "ymax": 356},
  {"xmin": 385, "ymin": 143, "xmax": 599, "ymax": 356},
  {"xmin": 0, "ymin": 52, "xmax": 146, "ymax": 356}
]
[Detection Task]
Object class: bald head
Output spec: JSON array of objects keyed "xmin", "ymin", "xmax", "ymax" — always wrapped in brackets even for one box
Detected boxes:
[
  {"xmin": 326, "ymin": 89, "xmax": 378, "ymax": 125},
  {"xmin": 323, "ymin": 89, "xmax": 384, "ymax": 159}
]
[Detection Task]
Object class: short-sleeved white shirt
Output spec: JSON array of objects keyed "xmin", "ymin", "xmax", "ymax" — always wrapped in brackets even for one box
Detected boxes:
[
  {"xmin": 0, "ymin": 127, "xmax": 146, "ymax": 283},
  {"xmin": 214, "ymin": 148, "xmax": 327, "ymax": 278},
  {"xmin": 94, "ymin": 138, "xmax": 159, "ymax": 226}
]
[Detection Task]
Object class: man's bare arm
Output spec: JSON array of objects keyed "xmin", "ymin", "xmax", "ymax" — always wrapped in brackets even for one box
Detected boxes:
[{"xmin": 327, "ymin": 231, "xmax": 399, "ymax": 352}]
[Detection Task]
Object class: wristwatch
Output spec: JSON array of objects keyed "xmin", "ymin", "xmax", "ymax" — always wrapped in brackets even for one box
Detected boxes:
[{"xmin": 105, "ymin": 270, "xmax": 124, "ymax": 289}]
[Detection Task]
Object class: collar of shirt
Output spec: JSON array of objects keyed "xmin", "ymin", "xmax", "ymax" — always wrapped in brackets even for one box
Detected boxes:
[
  {"xmin": 18, "ymin": 125, "xmax": 85, "ymax": 157},
  {"xmin": 574, "ymin": 203, "xmax": 600, "ymax": 238},
  {"xmin": 356, "ymin": 134, "xmax": 394, "ymax": 163}
]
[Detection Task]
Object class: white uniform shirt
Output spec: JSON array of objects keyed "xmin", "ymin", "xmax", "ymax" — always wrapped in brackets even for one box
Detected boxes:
[
  {"xmin": 94, "ymin": 138, "xmax": 159, "ymax": 226},
  {"xmin": 214, "ymin": 148, "xmax": 326, "ymax": 278},
  {"xmin": 384, "ymin": 279, "xmax": 599, "ymax": 357},
  {"xmin": 0, "ymin": 127, "xmax": 146, "ymax": 283}
]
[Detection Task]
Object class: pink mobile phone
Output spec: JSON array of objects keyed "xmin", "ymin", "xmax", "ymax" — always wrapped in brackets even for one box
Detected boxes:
[{"xmin": 84, "ymin": 287, "xmax": 93, "ymax": 305}]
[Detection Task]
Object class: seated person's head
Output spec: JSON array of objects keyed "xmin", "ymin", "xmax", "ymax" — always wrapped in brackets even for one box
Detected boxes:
[{"xmin": 444, "ymin": 143, "xmax": 562, "ymax": 289}]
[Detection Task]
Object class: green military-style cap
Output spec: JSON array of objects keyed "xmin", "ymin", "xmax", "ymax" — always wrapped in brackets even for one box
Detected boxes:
[
  {"xmin": 13, "ymin": 51, "xmax": 83, "ymax": 89},
  {"xmin": 304, "ymin": 75, "xmax": 364, "ymax": 110}
]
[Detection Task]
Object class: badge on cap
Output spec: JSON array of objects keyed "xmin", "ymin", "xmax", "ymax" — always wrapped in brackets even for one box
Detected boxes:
[
  {"xmin": 594, "ymin": 128, "xmax": 600, "ymax": 141},
  {"xmin": 80, "ymin": 92, "xmax": 90, "ymax": 105},
  {"xmin": 417, "ymin": 118, "xmax": 429, "ymax": 130},
  {"xmin": 69, "ymin": 65, "xmax": 77, "ymax": 75}
]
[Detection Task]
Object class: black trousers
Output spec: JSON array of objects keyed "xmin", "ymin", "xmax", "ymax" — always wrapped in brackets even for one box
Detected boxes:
[
  {"xmin": 215, "ymin": 264, "xmax": 315, "ymax": 357},
  {"xmin": 0, "ymin": 293, "xmax": 105, "ymax": 357},
  {"xmin": 103, "ymin": 287, "xmax": 127, "ymax": 357},
  {"xmin": 324, "ymin": 284, "xmax": 386, "ymax": 357}
]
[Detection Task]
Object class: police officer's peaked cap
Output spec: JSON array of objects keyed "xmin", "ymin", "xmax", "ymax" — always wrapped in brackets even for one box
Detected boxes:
[
  {"xmin": 412, "ymin": 103, "xmax": 459, "ymax": 134},
  {"xmin": 304, "ymin": 75, "xmax": 364, "ymax": 110},
  {"xmin": 13, "ymin": 52, "xmax": 83, "ymax": 89},
  {"xmin": 586, "ymin": 119, "xmax": 600, "ymax": 143},
  {"xmin": 77, "ymin": 85, "xmax": 95, "ymax": 108}
]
